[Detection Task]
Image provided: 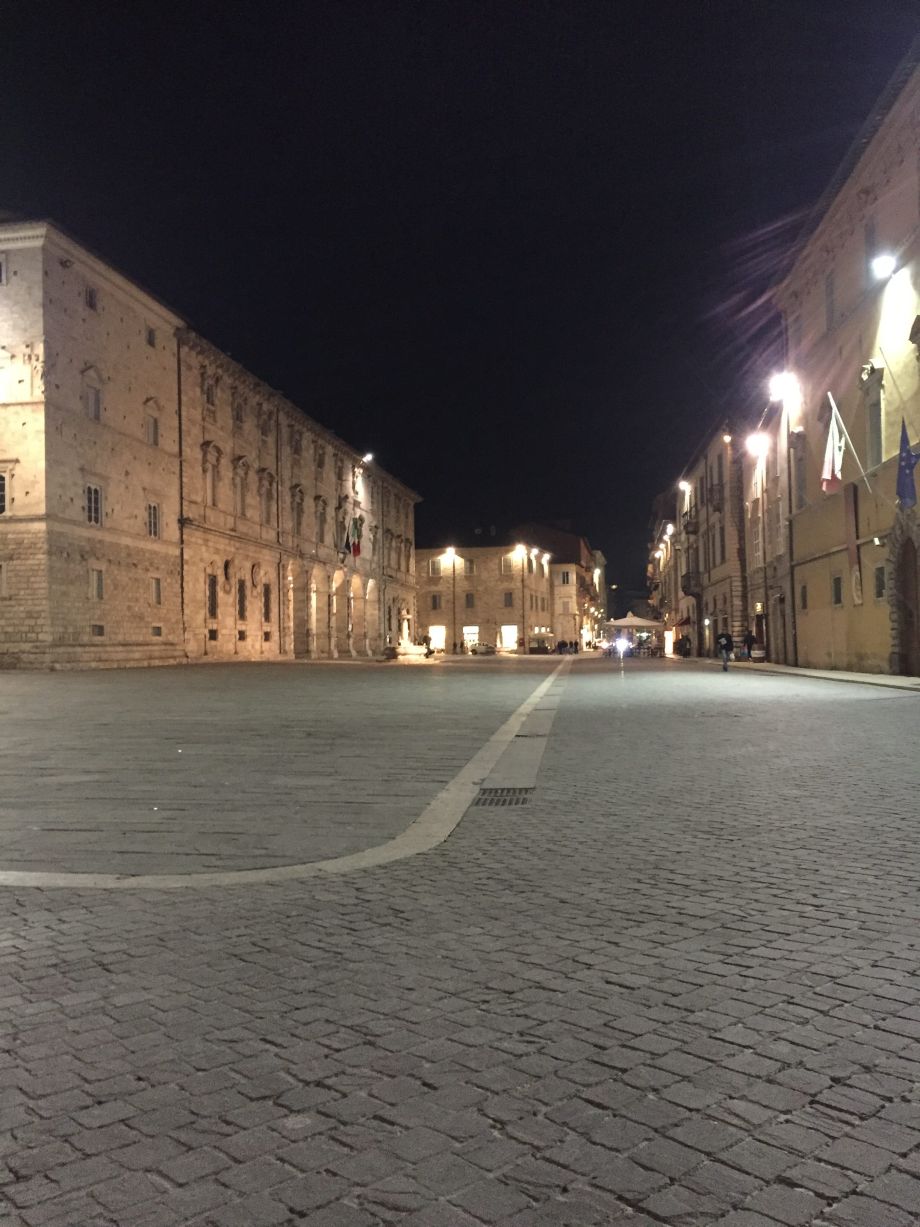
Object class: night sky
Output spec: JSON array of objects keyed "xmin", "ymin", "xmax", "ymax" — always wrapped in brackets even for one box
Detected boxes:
[{"xmin": 5, "ymin": 2, "xmax": 919, "ymax": 592}]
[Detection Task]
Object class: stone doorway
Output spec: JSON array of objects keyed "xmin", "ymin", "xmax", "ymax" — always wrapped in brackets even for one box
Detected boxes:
[{"xmin": 896, "ymin": 538, "xmax": 920, "ymax": 676}]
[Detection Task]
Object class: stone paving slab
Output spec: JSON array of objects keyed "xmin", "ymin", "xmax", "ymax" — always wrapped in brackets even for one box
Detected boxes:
[
  {"xmin": 0, "ymin": 662, "xmax": 555, "ymax": 876},
  {"xmin": 3, "ymin": 657, "xmax": 920, "ymax": 1225}
]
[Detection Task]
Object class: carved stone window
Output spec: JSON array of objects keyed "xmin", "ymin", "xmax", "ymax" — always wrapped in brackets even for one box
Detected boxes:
[
  {"xmin": 201, "ymin": 442, "xmax": 222, "ymax": 507},
  {"xmin": 232, "ymin": 456, "xmax": 250, "ymax": 518},
  {"xmin": 314, "ymin": 495, "xmax": 327, "ymax": 544},
  {"xmin": 258, "ymin": 469, "xmax": 275, "ymax": 524},
  {"xmin": 290, "ymin": 484, "xmax": 305, "ymax": 536}
]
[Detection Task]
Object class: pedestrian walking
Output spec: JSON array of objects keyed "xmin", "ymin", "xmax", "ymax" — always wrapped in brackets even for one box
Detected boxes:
[
  {"xmin": 716, "ymin": 629, "xmax": 733, "ymax": 671},
  {"xmin": 742, "ymin": 629, "xmax": 756, "ymax": 660}
]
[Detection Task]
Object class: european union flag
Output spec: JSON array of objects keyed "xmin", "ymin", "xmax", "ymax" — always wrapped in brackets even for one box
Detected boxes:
[{"xmin": 897, "ymin": 417, "xmax": 919, "ymax": 508}]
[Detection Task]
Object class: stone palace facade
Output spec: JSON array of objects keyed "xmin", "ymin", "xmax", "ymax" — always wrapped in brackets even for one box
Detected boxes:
[{"xmin": 0, "ymin": 221, "xmax": 418, "ymax": 667}]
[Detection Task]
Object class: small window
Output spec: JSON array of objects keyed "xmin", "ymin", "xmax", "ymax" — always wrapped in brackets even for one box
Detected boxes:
[
  {"xmin": 207, "ymin": 574, "xmax": 219, "ymax": 619},
  {"xmin": 85, "ymin": 286, "xmax": 98, "ymax": 311},
  {"xmin": 464, "ymin": 592, "xmax": 475, "ymax": 609},
  {"xmin": 262, "ymin": 582, "xmax": 271, "ymax": 622},
  {"xmin": 501, "ymin": 555, "xmax": 514, "ymax": 575},
  {"xmin": 428, "ymin": 558, "xmax": 442, "ymax": 578},
  {"xmin": 540, "ymin": 596, "xmax": 546, "ymax": 611},
  {"xmin": 561, "ymin": 571, "xmax": 571, "ymax": 585},
  {"xmin": 562, "ymin": 598, "xmax": 572, "ymax": 614},
  {"xmin": 263, "ymin": 630, "xmax": 271, "ymax": 642},
  {"xmin": 146, "ymin": 414, "xmax": 159, "ymax": 446},
  {"xmin": 151, "ymin": 625, "xmax": 163, "ymax": 637},
  {"xmin": 0, "ymin": 253, "xmax": 7, "ymax": 285},
  {"xmin": 85, "ymin": 384, "xmax": 102, "ymax": 422},
  {"xmin": 85, "ymin": 484, "xmax": 103, "ymax": 526},
  {"xmin": 146, "ymin": 326, "xmax": 156, "ymax": 348},
  {"xmin": 90, "ymin": 623, "xmax": 105, "ymax": 637},
  {"xmin": 527, "ymin": 556, "xmax": 534, "ymax": 574},
  {"xmin": 232, "ymin": 394, "xmax": 245, "ymax": 426},
  {"xmin": 205, "ymin": 380, "xmax": 216, "ymax": 407},
  {"xmin": 800, "ymin": 584, "xmax": 807, "ymax": 611},
  {"xmin": 146, "ymin": 503, "xmax": 160, "ymax": 539},
  {"xmin": 503, "ymin": 591, "xmax": 513, "ymax": 608},
  {"xmin": 237, "ymin": 629, "xmax": 247, "ymax": 641},
  {"xmin": 0, "ymin": 472, "xmax": 6, "ymax": 515},
  {"xmin": 463, "ymin": 558, "xmax": 475, "ymax": 576},
  {"xmin": 207, "ymin": 627, "xmax": 218, "ymax": 641},
  {"xmin": 832, "ymin": 574, "xmax": 843, "ymax": 606},
  {"xmin": 431, "ymin": 593, "xmax": 442, "ymax": 611},
  {"xmin": 237, "ymin": 578, "xmax": 247, "ymax": 621},
  {"xmin": 151, "ymin": 576, "xmax": 162, "ymax": 606},
  {"xmin": 91, "ymin": 568, "xmax": 104, "ymax": 600},
  {"xmin": 874, "ymin": 565, "xmax": 887, "ymax": 600}
]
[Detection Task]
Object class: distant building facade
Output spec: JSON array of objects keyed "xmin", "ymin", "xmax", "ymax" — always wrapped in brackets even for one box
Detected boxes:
[
  {"xmin": 416, "ymin": 541, "xmax": 555, "ymax": 652},
  {"xmin": 512, "ymin": 523, "xmax": 607, "ymax": 647},
  {"xmin": 0, "ymin": 221, "xmax": 418, "ymax": 667}
]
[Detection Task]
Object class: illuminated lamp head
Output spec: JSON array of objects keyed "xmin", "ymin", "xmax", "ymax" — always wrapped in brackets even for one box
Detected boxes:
[{"xmin": 871, "ymin": 253, "xmax": 896, "ymax": 281}]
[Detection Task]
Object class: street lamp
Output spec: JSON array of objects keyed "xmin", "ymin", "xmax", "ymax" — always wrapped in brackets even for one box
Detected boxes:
[
  {"xmin": 444, "ymin": 547, "xmax": 457, "ymax": 653},
  {"xmin": 514, "ymin": 543, "xmax": 527, "ymax": 654}
]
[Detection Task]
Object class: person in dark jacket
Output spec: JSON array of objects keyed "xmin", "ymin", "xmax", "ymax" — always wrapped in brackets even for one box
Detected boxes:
[{"xmin": 716, "ymin": 629, "xmax": 734, "ymax": 671}]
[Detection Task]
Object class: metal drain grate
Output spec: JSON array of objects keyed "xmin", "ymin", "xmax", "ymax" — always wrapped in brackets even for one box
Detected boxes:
[{"xmin": 474, "ymin": 787, "xmax": 534, "ymax": 807}]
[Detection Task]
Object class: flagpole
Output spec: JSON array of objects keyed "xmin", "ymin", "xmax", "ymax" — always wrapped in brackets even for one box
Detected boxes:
[{"xmin": 827, "ymin": 393, "xmax": 872, "ymax": 493}]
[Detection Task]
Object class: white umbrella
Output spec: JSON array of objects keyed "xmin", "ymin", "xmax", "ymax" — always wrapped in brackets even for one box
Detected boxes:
[{"xmin": 605, "ymin": 612, "xmax": 663, "ymax": 629}]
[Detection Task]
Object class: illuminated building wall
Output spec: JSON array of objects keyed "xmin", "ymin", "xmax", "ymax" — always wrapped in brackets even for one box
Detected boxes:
[
  {"xmin": 769, "ymin": 50, "xmax": 920, "ymax": 673},
  {"xmin": 0, "ymin": 221, "xmax": 417, "ymax": 667}
]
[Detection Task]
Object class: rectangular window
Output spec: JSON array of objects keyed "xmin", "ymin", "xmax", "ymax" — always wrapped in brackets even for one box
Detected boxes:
[
  {"xmin": 875, "ymin": 564, "xmax": 887, "ymax": 600},
  {"xmin": 151, "ymin": 625, "xmax": 163, "ymax": 637},
  {"xmin": 750, "ymin": 499, "xmax": 762, "ymax": 568},
  {"xmin": 527, "ymin": 555, "xmax": 534, "ymax": 574},
  {"xmin": 232, "ymin": 394, "xmax": 245, "ymax": 426},
  {"xmin": 237, "ymin": 578, "xmax": 247, "ymax": 621},
  {"xmin": 463, "ymin": 558, "xmax": 475, "ymax": 576},
  {"xmin": 207, "ymin": 574, "xmax": 218, "ymax": 619},
  {"xmin": 85, "ymin": 484, "xmax": 103, "ymax": 526},
  {"xmin": 262, "ymin": 582, "xmax": 271, "ymax": 622},
  {"xmin": 561, "ymin": 571, "xmax": 571, "ymax": 585},
  {"xmin": 146, "ymin": 326, "xmax": 156, "ymax": 348},
  {"xmin": 540, "ymin": 596, "xmax": 546, "ymax": 611},
  {"xmin": 824, "ymin": 270, "xmax": 835, "ymax": 333},
  {"xmin": 0, "ymin": 253, "xmax": 6, "ymax": 285},
  {"xmin": 85, "ymin": 385, "xmax": 101, "ymax": 421},
  {"xmin": 263, "ymin": 630, "xmax": 271, "ymax": 642},
  {"xmin": 501, "ymin": 555, "xmax": 514, "ymax": 575},
  {"xmin": 431, "ymin": 593, "xmax": 442, "ymax": 610},
  {"xmin": 151, "ymin": 576, "xmax": 162, "ymax": 606},
  {"xmin": 91, "ymin": 568, "xmax": 104, "ymax": 600},
  {"xmin": 146, "ymin": 414, "xmax": 159, "ymax": 446},
  {"xmin": 562, "ymin": 598, "xmax": 571, "ymax": 614},
  {"xmin": 85, "ymin": 286, "xmax": 98, "ymax": 311},
  {"xmin": 832, "ymin": 574, "xmax": 843, "ymax": 606},
  {"xmin": 718, "ymin": 522, "xmax": 726, "ymax": 565},
  {"xmin": 208, "ymin": 627, "xmax": 218, "ymax": 641},
  {"xmin": 0, "ymin": 472, "xmax": 6, "ymax": 515},
  {"xmin": 503, "ymin": 591, "xmax": 513, "ymax": 607},
  {"xmin": 866, "ymin": 383, "xmax": 883, "ymax": 469},
  {"xmin": 793, "ymin": 443, "xmax": 807, "ymax": 510},
  {"xmin": 91, "ymin": 623, "xmax": 105, "ymax": 637},
  {"xmin": 238, "ymin": 629, "xmax": 247, "ymax": 641},
  {"xmin": 428, "ymin": 558, "xmax": 442, "ymax": 577},
  {"xmin": 146, "ymin": 502, "xmax": 160, "ymax": 538},
  {"xmin": 205, "ymin": 380, "xmax": 216, "ymax": 407},
  {"xmin": 800, "ymin": 584, "xmax": 808, "ymax": 611},
  {"xmin": 464, "ymin": 592, "xmax": 475, "ymax": 609}
]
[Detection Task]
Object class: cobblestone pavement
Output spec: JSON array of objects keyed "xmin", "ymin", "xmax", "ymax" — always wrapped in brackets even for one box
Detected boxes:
[{"xmin": 3, "ymin": 657, "xmax": 920, "ymax": 1225}]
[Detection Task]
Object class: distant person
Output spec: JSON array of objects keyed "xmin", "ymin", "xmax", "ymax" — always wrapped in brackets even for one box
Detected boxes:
[
  {"xmin": 742, "ymin": 629, "xmax": 756, "ymax": 660},
  {"xmin": 423, "ymin": 633, "xmax": 434, "ymax": 659},
  {"xmin": 716, "ymin": 629, "xmax": 733, "ymax": 671}
]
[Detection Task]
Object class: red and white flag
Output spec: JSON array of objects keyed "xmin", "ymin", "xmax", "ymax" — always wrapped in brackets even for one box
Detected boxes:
[{"xmin": 821, "ymin": 409, "xmax": 845, "ymax": 492}]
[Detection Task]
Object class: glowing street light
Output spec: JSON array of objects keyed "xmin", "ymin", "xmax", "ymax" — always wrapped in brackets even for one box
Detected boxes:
[
  {"xmin": 678, "ymin": 480, "xmax": 691, "ymax": 493},
  {"xmin": 722, "ymin": 433, "xmax": 732, "ymax": 444},
  {"xmin": 746, "ymin": 432, "xmax": 770, "ymax": 458},
  {"xmin": 871, "ymin": 253, "xmax": 896, "ymax": 281},
  {"xmin": 665, "ymin": 522, "xmax": 674, "ymax": 535},
  {"xmin": 361, "ymin": 452, "xmax": 374, "ymax": 464}
]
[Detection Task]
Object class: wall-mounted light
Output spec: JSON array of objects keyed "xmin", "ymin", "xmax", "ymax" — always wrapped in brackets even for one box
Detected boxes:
[
  {"xmin": 361, "ymin": 452, "xmax": 374, "ymax": 464},
  {"xmin": 746, "ymin": 432, "xmax": 770, "ymax": 458},
  {"xmin": 871, "ymin": 253, "xmax": 896, "ymax": 281},
  {"xmin": 444, "ymin": 546, "xmax": 456, "ymax": 561},
  {"xmin": 514, "ymin": 543, "xmax": 526, "ymax": 559},
  {"xmin": 678, "ymin": 480, "xmax": 691, "ymax": 493},
  {"xmin": 722, "ymin": 433, "xmax": 732, "ymax": 444},
  {"xmin": 665, "ymin": 522, "xmax": 674, "ymax": 535}
]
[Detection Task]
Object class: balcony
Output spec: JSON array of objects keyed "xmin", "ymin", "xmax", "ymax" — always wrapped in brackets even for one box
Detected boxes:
[
  {"xmin": 682, "ymin": 509, "xmax": 699, "ymax": 534},
  {"xmin": 681, "ymin": 570, "xmax": 702, "ymax": 596},
  {"xmin": 708, "ymin": 483, "xmax": 724, "ymax": 512}
]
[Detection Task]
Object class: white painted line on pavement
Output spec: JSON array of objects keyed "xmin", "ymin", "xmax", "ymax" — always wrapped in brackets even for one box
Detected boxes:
[{"xmin": 0, "ymin": 661, "xmax": 570, "ymax": 891}]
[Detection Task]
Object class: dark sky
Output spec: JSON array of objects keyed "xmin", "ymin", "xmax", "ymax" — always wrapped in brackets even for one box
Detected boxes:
[{"xmin": 5, "ymin": 1, "xmax": 919, "ymax": 590}]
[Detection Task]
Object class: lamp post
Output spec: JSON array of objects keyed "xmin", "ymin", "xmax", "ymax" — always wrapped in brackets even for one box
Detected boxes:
[
  {"xmin": 514, "ymin": 543, "xmax": 527, "ymax": 654},
  {"xmin": 445, "ymin": 546, "xmax": 457, "ymax": 653}
]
